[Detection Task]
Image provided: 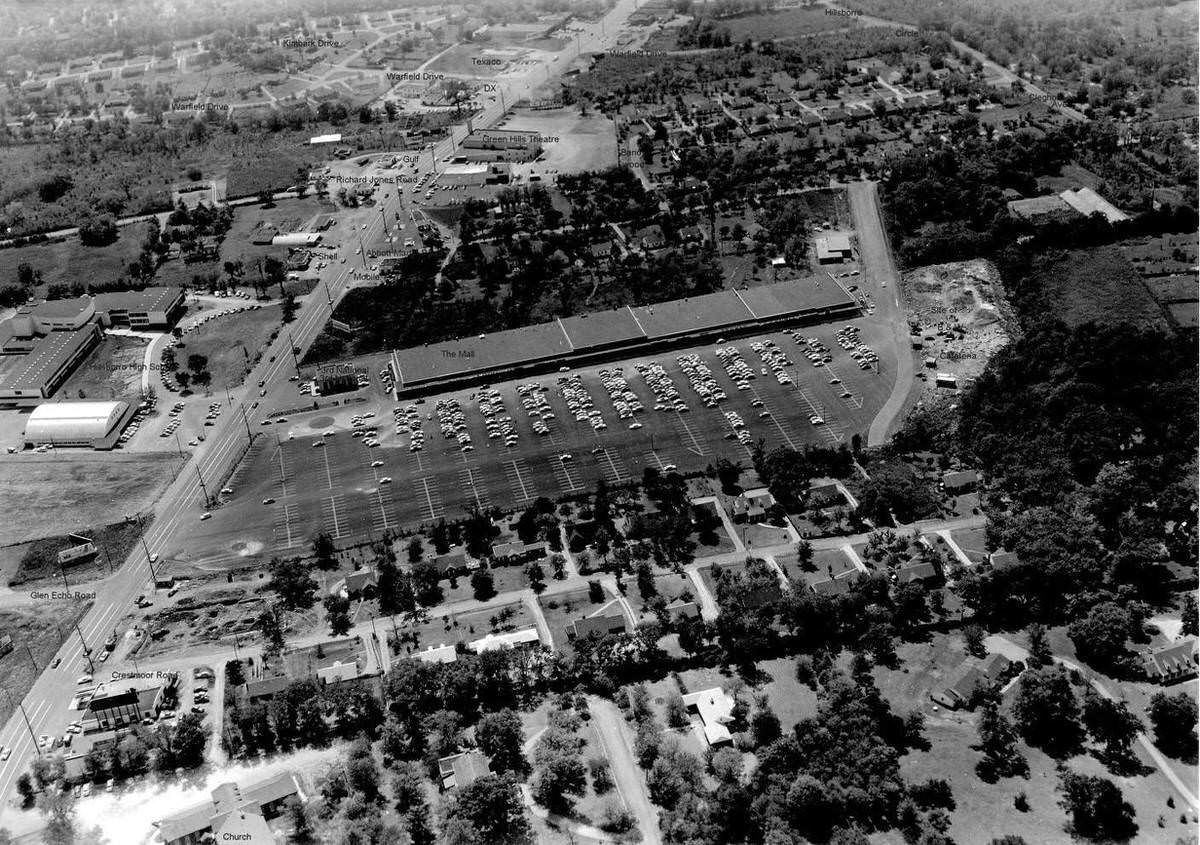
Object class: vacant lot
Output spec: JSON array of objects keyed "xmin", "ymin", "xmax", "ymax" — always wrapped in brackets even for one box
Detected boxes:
[
  {"xmin": 0, "ymin": 601, "xmax": 92, "ymax": 727},
  {"xmin": 0, "ymin": 453, "xmax": 181, "ymax": 545},
  {"xmin": 501, "ymin": 108, "xmax": 618, "ymax": 175},
  {"xmin": 58, "ymin": 334, "xmax": 148, "ymax": 402},
  {"xmin": 8, "ymin": 516, "xmax": 154, "ymax": 586},
  {"xmin": 0, "ymin": 231, "xmax": 146, "ymax": 292},
  {"xmin": 174, "ymin": 303, "xmax": 282, "ymax": 389},
  {"xmin": 1030, "ymin": 247, "xmax": 1167, "ymax": 331}
]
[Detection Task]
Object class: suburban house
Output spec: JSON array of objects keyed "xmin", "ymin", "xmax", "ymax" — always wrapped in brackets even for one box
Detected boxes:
[
  {"xmin": 989, "ymin": 550, "xmax": 1019, "ymax": 569},
  {"xmin": 894, "ymin": 560, "xmax": 942, "ymax": 586},
  {"xmin": 438, "ymin": 751, "xmax": 491, "ymax": 791},
  {"xmin": 468, "ymin": 627, "xmax": 541, "ymax": 654},
  {"xmin": 941, "ymin": 469, "xmax": 979, "ymax": 493},
  {"xmin": 409, "ymin": 643, "xmax": 458, "ymax": 664},
  {"xmin": 810, "ymin": 571, "xmax": 860, "ymax": 597},
  {"xmin": 431, "ymin": 548, "xmax": 472, "ymax": 575},
  {"xmin": 931, "ymin": 653, "xmax": 1013, "ymax": 710},
  {"xmin": 490, "ymin": 540, "xmax": 548, "ymax": 565},
  {"xmin": 1142, "ymin": 637, "xmax": 1199, "ymax": 684},
  {"xmin": 154, "ymin": 771, "xmax": 304, "ymax": 845},
  {"xmin": 682, "ymin": 687, "xmax": 735, "ymax": 746},
  {"xmin": 665, "ymin": 598, "xmax": 700, "ymax": 622},
  {"xmin": 569, "ymin": 599, "xmax": 630, "ymax": 640},
  {"xmin": 337, "ymin": 568, "xmax": 378, "ymax": 599}
]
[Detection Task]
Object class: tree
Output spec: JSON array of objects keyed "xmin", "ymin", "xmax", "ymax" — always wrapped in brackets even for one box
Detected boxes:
[
  {"xmin": 392, "ymin": 761, "xmax": 426, "ymax": 813},
  {"xmin": 281, "ymin": 293, "xmax": 298, "ymax": 323},
  {"xmin": 1147, "ymin": 692, "xmax": 1198, "ymax": 761},
  {"xmin": 1081, "ymin": 687, "xmax": 1141, "ymax": 768},
  {"xmin": 1026, "ymin": 623, "xmax": 1052, "ymax": 668},
  {"xmin": 471, "ymin": 568, "xmax": 496, "ymax": 601},
  {"xmin": 407, "ymin": 537, "xmax": 424, "ymax": 563},
  {"xmin": 312, "ymin": 532, "xmax": 337, "ymax": 570},
  {"xmin": 963, "ymin": 624, "xmax": 986, "ymax": 657},
  {"xmin": 377, "ymin": 555, "xmax": 413, "ymax": 616},
  {"xmin": 325, "ymin": 593, "xmax": 352, "ymax": 635},
  {"xmin": 795, "ymin": 538, "xmax": 815, "ymax": 571},
  {"xmin": 589, "ymin": 757, "xmax": 614, "ymax": 793},
  {"xmin": 412, "ymin": 560, "xmax": 443, "ymax": 605},
  {"xmin": 664, "ymin": 691, "xmax": 690, "ymax": 729},
  {"xmin": 406, "ymin": 800, "xmax": 436, "ymax": 845},
  {"xmin": 1011, "ymin": 666, "xmax": 1083, "ymax": 757},
  {"xmin": 257, "ymin": 604, "xmax": 286, "ymax": 659},
  {"xmin": 975, "ymin": 700, "xmax": 1028, "ymax": 781},
  {"xmin": 588, "ymin": 580, "xmax": 605, "ymax": 603},
  {"xmin": 447, "ymin": 775, "xmax": 532, "ymax": 845},
  {"xmin": 532, "ymin": 748, "xmax": 587, "ymax": 813},
  {"xmin": 166, "ymin": 713, "xmax": 208, "ymax": 768},
  {"xmin": 1181, "ymin": 593, "xmax": 1198, "ymax": 637},
  {"xmin": 290, "ymin": 801, "xmax": 315, "ymax": 843},
  {"xmin": 477, "ymin": 710, "xmax": 529, "ymax": 778},
  {"xmin": 15, "ymin": 774, "xmax": 34, "ymax": 808},
  {"xmin": 78, "ymin": 213, "xmax": 118, "ymax": 246},
  {"xmin": 1068, "ymin": 602, "xmax": 1133, "ymax": 673},
  {"xmin": 751, "ymin": 697, "xmax": 782, "ymax": 747},
  {"xmin": 269, "ymin": 556, "xmax": 316, "ymax": 610},
  {"xmin": 524, "ymin": 560, "xmax": 546, "ymax": 593},
  {"xmin": 1057, "ymin": 770, "xmax": 1137, "ymax": 841},
  {"xmin": 38, "ymin": 789, "xmax": 76, "ymax": 845}
]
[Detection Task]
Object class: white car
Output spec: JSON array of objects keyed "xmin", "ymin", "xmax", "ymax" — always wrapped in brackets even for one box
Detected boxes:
[
  {"xmin": 199, "ymin": 512, "xmax": 212, "ymax": 521},
  {"xmin": 379, "ymin": 477, "xmax": 392, "ymax": 484},
  {"xmin": 371, "ymin": 460, "xmax": 384, "ymax": 467}
]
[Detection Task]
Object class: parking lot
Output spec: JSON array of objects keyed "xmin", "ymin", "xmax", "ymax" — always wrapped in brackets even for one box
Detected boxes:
[{"xmin": 180, "ymin": 315, "xmax": 895, "ymax": 557}]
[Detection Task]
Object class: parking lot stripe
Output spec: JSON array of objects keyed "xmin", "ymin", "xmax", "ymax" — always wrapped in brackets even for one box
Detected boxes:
[
  {"xmin": 504, "ymin": 460, "xmax": 535, "ymax": 505},
  {"xmin": 322, "ymin": 494, "xmax": 345, "ymax": 538},
  {"xmin": 415, "ymin": 477, "xmax": 443, "ymax": 521},
  {"xmin": 669, "ymin": 411, "xmax": 707, "ymax": 456}
]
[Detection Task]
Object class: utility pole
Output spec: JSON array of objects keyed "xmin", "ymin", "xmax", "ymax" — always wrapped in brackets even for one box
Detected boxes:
[
  {"xmin": 140, "ymin": 536, "xmax": 158, "ymax": 582},
  {"xmin": 173, "ymin": 430, "xmax": 185, "ymax": 458},
  {"xmin": 17, "ymin": 701, "xmax": 39, "ymax": 757},
  {"xmin": 238, "ymin": 404, "xmax": 253, "ymax": 442},
  {"xmin": 287, "ymin": 332, "xmax": 302, "ymax": 380},
  {"xmin": 195, "ymin": 464, "xmax": 211, "ymax": 507},
  {"xmin": 57, "ymin": 560, "xmax": 70, "ymax": 593}
]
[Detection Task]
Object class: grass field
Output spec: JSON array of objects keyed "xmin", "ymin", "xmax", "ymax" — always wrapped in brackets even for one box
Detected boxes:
[
  {"xmin": 623, "ymin": 570, "xmax": 697, "ymax": 625},
  {"xmin": 1031, "ymin": 247, "xmax": 1168, "ymax": 331},
  {"xmin": 0, "ymin": 601, "xmax": 92, "ymax": 728},
  {"xmin": 540, "ymin": 585, "xmax": 611, "ymax": 655},
  {"xmin": 174, "ymin": 303, "xmax": 282, "ymax": 389},
  {"xmin": 0, "ymin": 232, "xmax": 146, "ymax": 292},
  {"xmin": 0, "ymin": 453, "xmax": 181, "ymax": 545},
  {"xmin": 57, "ymin": 334, "xmax": 148, "ymax": 402}
]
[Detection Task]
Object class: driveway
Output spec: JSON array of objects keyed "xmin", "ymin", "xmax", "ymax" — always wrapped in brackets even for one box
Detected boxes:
[{"xmin": 589, "ymin": 697, "xmax": 662, "ymax": 845}]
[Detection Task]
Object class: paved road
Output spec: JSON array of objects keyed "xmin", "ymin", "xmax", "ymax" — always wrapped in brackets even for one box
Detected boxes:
[
  {"xmin": 987, "ymin": 634, "xmax": 1200, "ymax": 812},
  {"xmin": 589, "ymin": 697, "xmax": 662, "ymax": 845},
  {"xmin": 847, "ymin": 181, "xmax": 912, "ymax": 447},
  {"xmin": 0, "ymin": 3, "xmax": 653, "ymax": 809}
]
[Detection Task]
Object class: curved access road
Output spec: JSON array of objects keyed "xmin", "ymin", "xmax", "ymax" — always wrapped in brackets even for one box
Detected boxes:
[{"xmin": 846, "ymin": 181, "xmax": 912, "ymax": 447}]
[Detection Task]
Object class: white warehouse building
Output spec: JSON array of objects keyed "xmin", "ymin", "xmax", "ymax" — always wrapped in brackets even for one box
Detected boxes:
[{"xmin": 23, "ymin": 400, "xmax": 132, "ymax": 449}]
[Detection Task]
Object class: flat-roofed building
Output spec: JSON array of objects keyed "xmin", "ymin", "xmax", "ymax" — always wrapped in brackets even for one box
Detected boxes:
[
  {"xmin": 815, "ymin": 234, "xmax": 853, "ymax": 264},
  {"xmin": 0, "ymin": 322, "xmax": 102, "ymax": 406},
  {"xmin": 95, "ymin": 287, "xmax": 185, "ymax": 328}
]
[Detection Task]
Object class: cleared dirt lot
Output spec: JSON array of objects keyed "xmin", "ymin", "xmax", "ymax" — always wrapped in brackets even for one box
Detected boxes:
[
  {"xmin": 173, "ymin": 313, "xmax": 896, "ymax": 561},
  {"xmin": 500, "ymin": 108, "xmax": 619, "ymax": 174}
]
